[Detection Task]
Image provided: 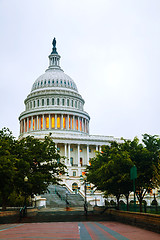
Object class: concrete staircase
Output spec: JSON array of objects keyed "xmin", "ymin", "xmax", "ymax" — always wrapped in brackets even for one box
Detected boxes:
[{"xmin": 41, "ymin": 185, "xmax": 86, "ymax": 208}]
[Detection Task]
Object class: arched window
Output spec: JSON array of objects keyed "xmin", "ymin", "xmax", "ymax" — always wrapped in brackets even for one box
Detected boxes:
[
  {"xmin": 52, "ymin": 98, "xmax": 54, "ymax": 105},
  {"xmin": 62, "ymin": 99, "xmax": 65, "ymax": 106},
  {"xmin": 67, "ymin": 99, "xmax": 69, "ymax": 106},
  {"xmin": 47, "ymin": 99, "xmax": 49, "ymax": 105},
  {"xmin": 72, "ymin": 183, "xmax": 78, "ymax": 191},
  {"xmin": 57, "ymin": 98, "xmax": 59, "ymax": 105}
]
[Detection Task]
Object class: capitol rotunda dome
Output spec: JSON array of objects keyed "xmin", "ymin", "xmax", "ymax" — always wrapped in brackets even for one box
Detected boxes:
[{"xmin": 19, "ymin": 38, "xmax": 90, "ymax": 137}]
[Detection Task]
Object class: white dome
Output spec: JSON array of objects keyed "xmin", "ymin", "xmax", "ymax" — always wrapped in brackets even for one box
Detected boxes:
[{"xmin": 31, "ymin": 69, "xmax": 78, "ymax": 92}]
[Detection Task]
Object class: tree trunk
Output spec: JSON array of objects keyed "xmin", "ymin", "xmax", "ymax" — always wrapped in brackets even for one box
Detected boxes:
[
  {"xmin": 125, "ymin": 194, "xmax": 129, "ymax": 211},
  {"xmin": 2, "ymin": 196, "xmax": 7, "ymax": 210},
  {"xmin": 116, "ymin": 195, "xmax": 120, "ymax": 210}
]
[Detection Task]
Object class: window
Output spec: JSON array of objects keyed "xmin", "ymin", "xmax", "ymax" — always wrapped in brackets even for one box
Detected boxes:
[
  {"xmin": 44, "ymin": 80, "xmax": 46, "ymax": 85},
  {"xmin": 42, "ymin": 99, "xmax": 44, "ymax": 106},
  {"xmin": 75, "ymin": 101, "xmax": 77, "ymax": 108},
  {"xmin": 57, "ymin": 147, "xmax": 60, "ymax": 151},
  {"xmin": 70, "ymin": 157, "xmax": 73, "ymax": 166},
  {"xmin": 52, "ymin": 98, "xmax": 54, "ymax": 105},
  {"xmin": 73, "ymin": 171, "xmax": 76, "ymax": 177},
  {"xmin": 80, "ymin": 158, "xmax": 83, "ymax": 166},
  {"xmin": 37, "ymin": 99, "xmax": 39, "ymax": 106},
  {"xmin": 70, "ymin": 148, "xmax": 73, "ymax": 152},
  {"xmin": 57, "ymin": 98, "xmax": 59, "ymax": 105},
  {"xmin": 51, "ymin": 117, "xmax": 55, "ymax": 128},
  {"xmin": 67, "ymin": 99, "xmax": 69, "ymax": 106},
  {"xmin": 47, "ymin": 98, "xmax": 49, "ymax": 105},
  {"xmin": 76, "ymin": 119, "xmax": 78, "ymax": 130},
  {"xmin": 52, "ymin": 80, "xmax": 54, "ymax": 84},
  {"xmin": 46, "ymin": 117, "xmax": 49, "ymax": 129},
  {"xmin": 30, "ymin": 102, "xmax": 32, "ymax": 108},
  {"xmin": 63, "ymin": 117, "xmax": 66, "ymax": 128},
  {"xmin": 62, "ymin": 99, "xmax": 65, "ymax": 106},
  {"xmin": 29, "ymin": 119, "xmax": 31, "ymax": 129},
  {"xmin": 71, "ymin": 100, "xmax": 73, "ymax": 107},
  {"xmin": 57, "ymin": 116, "xmax": 60, "ymax": 128},
  {"xmin": 48, "ymin": 80, "xmax": 50, "ymax": 84},
  {"xmin": 80, "ymin": 119, "xmax": 82, "ymax": 131},
  {"xmin": 33, "ymin": 101, "xmax": 35, "ymax": 107},
  {"xmin": 56, "ymin": 80, "xmax": 58, "ymax": 84},
  {"xmin": 89, "ymin": 149, "xmax": 91, "ymax": 153},
  {"xmin": 61, "ymin": 80, "xmax": 62, "ymax": 84}
]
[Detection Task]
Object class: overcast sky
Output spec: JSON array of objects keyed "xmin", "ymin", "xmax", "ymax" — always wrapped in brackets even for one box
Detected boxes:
[{"xmin": 0, "ymin": 0, "xmax": 160, "ymax": 141}]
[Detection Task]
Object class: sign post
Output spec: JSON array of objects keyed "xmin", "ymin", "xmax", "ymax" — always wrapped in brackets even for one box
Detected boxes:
[{"xmin": 130, "ymin": 165, "xmax": 137, "ymax": 211}]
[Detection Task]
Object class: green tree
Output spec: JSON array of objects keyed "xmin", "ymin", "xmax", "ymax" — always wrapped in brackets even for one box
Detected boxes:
[
  {"xmin": 0, "ymin": 128, "xmax": 18, "ymax": 210},
  {"xmin": 0, "ymin": 128, "xmax": 66, "ymax": 209},
  {"xmin": 14, "ymin": 135, "xmax": 66, "ymax": 200},
  {"xmin": 123, "ymin": 136, "xmax": 160, "ymax": 212},
  {"xmin": 87, "ymin": 142, "xmax": 133, "ymax": 209}
]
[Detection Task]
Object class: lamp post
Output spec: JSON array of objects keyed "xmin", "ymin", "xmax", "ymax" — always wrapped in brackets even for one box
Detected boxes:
[
  {"xmin": 83, "ymin": 174, "xmax": 88, "ymax": 217},
  {"xmin": 24, "ymin": 176, "xmax": 28, "ymax": 216}
]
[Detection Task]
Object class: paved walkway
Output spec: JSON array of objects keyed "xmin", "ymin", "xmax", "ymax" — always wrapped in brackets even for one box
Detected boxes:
[{"xmin": 0, "ymin": 222, "xmax": 159, "ymax": 239}]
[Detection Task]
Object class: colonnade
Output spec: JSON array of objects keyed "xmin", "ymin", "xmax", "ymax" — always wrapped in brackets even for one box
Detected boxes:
[
  {"xmin": 20, "ymin": 113, "xmax": 89, "ymax": 134},
  {"xmin": 56, "ymin": 143, "xmax": 102, "ymax": 168}
]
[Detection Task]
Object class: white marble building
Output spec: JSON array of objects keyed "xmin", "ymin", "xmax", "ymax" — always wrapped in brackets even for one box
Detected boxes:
[{"xmin": 18, "ymin": 39, "xmax": 123, "ymax": 206}]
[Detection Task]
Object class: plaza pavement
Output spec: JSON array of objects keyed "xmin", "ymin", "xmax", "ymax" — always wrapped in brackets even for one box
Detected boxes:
[{"xmin": 0, "ymin": 222, "xmax": 160, "ymax": 240}]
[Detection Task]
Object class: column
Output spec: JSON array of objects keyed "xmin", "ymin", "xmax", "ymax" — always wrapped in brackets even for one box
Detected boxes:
[
  {"xmin": 96, "ymin": 145, "xmax": 98, "ymax": 151},
  {"xmin": 67, "ymin": 115, "xmax": 69, "ymax": 130},
  {"xmin": 99, "ymin": 146, "xmax": 101, "ymax": 152},
  {"xmin": 61, "ymin": 114, "xmax": 63, "ymax": 129},
  {"xmin": 55, "ymin": 143, "xmax": 57, "ymax": 150},
  {"xmin": 49, "ymin": 114, "xmax": 51, "ymax": 129},
  {"xmin": 78, "ymin": 144, "xmax": 80, "ymax": 167},
  {"xmin": 64, "ymin": 144, "xmax": 67, "ymax": 165},
  {"xmin": 27, "ymin": 117, "xmax": 29, "ymax": 132},
  {"xmin": 84, "ymin": 119, "xmax": 86, "ymax": 133},
  {"xmin": 23, "ymin": 119, "xmax": 25, "ymax": 133},
  {"xmin": 55, "ymin": 114, "xmax": 57, "ymax": 129},
  {"xmin": 87, "ymin": 145, "xmax": 89, "ymax": 165},
  {"xmin": 68, "ymin": 144, "xmax": 71, "ymax": 166},
  {"xmin": 43, "ymin": 115, "xmax": 45, "ymax": 130}
]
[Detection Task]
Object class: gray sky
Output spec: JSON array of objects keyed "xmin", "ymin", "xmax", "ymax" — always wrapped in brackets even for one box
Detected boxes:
[{"xmin": 0, "ymin": 0, "xmax": 160, "ymax": 140}]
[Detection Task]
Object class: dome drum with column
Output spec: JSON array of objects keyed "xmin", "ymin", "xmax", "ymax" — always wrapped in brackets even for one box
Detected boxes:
[{"xmin": 19, "ymin": 40, "xmax": 90, "ymax": 136}]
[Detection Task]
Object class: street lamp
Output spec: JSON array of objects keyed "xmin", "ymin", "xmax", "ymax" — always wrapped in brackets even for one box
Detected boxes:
[
  {"xmin": 24, "ymin": 176, "xmax": 28, "ymax": 216},
  {"xmin": 80, "ymin": 173, "xmax": 88, "ymax": 217}
]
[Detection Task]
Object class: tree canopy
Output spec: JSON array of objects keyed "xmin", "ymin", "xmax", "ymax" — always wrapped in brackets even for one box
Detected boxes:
[
  {"xmin": 87, "ymin": 135, "xmax": 160, "ymax": 211},
  {"xmin": 0, "ymin": 128, "xmax": 66, "ymax": 209}
]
